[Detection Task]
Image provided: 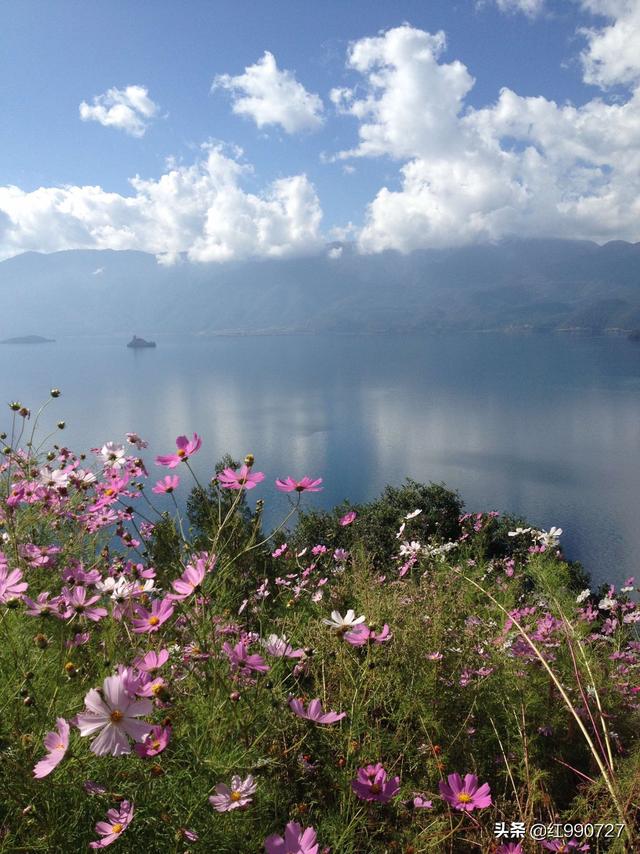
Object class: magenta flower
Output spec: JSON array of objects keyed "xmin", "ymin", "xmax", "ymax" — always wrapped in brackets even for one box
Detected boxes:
[
  {"xmin": 89, "ymin": 800, "xmax": 134, "ymax": 849},
  {"xmin": 352, "ymin": 763, "xmax": 400, "ymax": 803},
  {"xmin": 75, "ymin": 673, "xmax": 152, "ymax": 755},
  {"xmin": 155, "ymin": 434, "xmax": 202, "ymax": 468},
  {"xmin": 264, "ymin": 822, "xmax": 319, "ymax": 854},
  {"xmin": 134, "ymin": 724, "xmax": 171, "ymax": 758},
  {"xmin": 23, "ymin": 591, "xmax": 60, "ymax": 618},
  {"xmin": 262, "ymin": 634, "xmax": 305, "ymax": 659},
  {"xmin": 412, "ymin": 794, "xmax": 433, "ymax": 809},
  {"xmin": 275, "ymin": 476, "xmax": 323, "ymax": 493},
  {"xmin": 289, "ymin": 698, "xmax": 346, "ymax": 725},
  {"xmin": 222, "ymin": 641, "xmax": 270, "ymax": 676},
  {"xmin": 497, "ymin": 845, "xmax": 524, "ymax": 854},
  {"xmin": 134, "ymin": 649, "xmax": 169, "ymax": 672},
  {"xmin": 152, "ymin": 475, "xmax": 180, "ymax": 494},
  {"xmin": 60, "ymin": 586, "xmax": 107, "ymax": 622},
  {"xmin": 33, "ymin": 718, "xmax": 69, "ymax": 778},
  {"xmin": 169, "ymin": 560, "xmax": 206, "ymax": 600},
  {"xmin": 209, "ymin": 774, "xmax": 257, "ymax": 812},
  {"xmin": 0, "ymin": 561, "xmax": 28, "ymax": 603},
  {"xmin": 131, "ymin": 597, "xmax": 174, "ymax": 633},
  {"xmin": 439, "ymin": 772, "xmax": 492, "ymax": 811},
  {"xmin": 344, "ymin": 624, "xmax": 392, "ymax": 646},
  {"xmin": 340, "ymin": 510, "xmax": 357, "ymax": 526},
  {"xmin": 217, "ymin": 464, "xmax": 265, "ymax": 490},
  {"xmin": 541, "ymin": 841, "xmax": 590, "ymax": 851}
]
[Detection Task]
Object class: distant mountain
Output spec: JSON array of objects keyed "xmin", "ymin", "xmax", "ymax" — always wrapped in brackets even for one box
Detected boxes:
[
  {"xmin": 1, "ymin": 239, "xmax": 639, "ymax": 338},
  {"xmin": 0, "ymin": 334, "xmax": 55, "ymax": 344}
]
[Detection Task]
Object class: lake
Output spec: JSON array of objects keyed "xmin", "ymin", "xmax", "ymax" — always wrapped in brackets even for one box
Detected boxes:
[{"xmin": 3, "ymin": 332, "xmax": 640, "ymax": 588}]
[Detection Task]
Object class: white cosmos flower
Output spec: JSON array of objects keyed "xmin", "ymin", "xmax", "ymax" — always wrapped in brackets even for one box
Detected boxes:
[
  {"xmin": 576, "ymin": 588, "xmax": 591, "ymax": 604},
  {"xmin": 99, "ymin": 442, "xmax": 126, "ymax": 469},
  {"xmin": 322, "ymin": 609, "xmax": 366, "ymax": 631},
  {"xmin": 405, "ymin": 509, "xmax": 422, "ymax": 519},
  {"xmin": 537, "ymin": 527, "xmax": 563, "ymax": 547},
  {"xmin": 508, "ymin": 527, "xmax": 532, "ymax": 537},
  {"xmin": 598, "ymin": 596, "xmax": 616, "ymax": 610}
]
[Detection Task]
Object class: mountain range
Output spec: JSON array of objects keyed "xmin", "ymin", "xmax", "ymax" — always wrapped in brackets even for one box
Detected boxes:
[{"xmin": 2, "ymin": 238, "xmax": 640, "ymax": 338}]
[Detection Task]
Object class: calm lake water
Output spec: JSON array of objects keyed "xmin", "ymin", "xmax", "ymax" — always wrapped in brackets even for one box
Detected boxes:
[{"xmin": 3, "ymin": 333, "xmax": 640, "ymax": 587}]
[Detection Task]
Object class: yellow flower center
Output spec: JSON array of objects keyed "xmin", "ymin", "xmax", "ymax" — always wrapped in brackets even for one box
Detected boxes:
[
  {"xmin": 110, "ymin": 709, "xmax": 124, "ymax": 723},
  {"xmin": 177, "ymin": 449, "xmax": 186, "ymax": 457},
  {"xmin": 56, "ymin": 742, "xmax": 65, "ymax": 750},
  {"xmin": 111, "ymin": 823, "xmax": 124, "ymax": 834},
  {"xmin": 370, "ymin": 783, "xmax": 381, "ymax": 794},
  {"xmin": 230, "ymin": 791, "xmax": 242, "ymax": 802},
  {"xmin": 151, "ymin": 683, "xmax": 163, "ymax": 696},
  {"xmin": 151, "ymin": 739, "xmax": 161, "ymax": 750},
  {"xmin": 457, "ymin": 792, "xmax": 472, "ymax": 803},
  {"xmin": 104, "ymin": 488, "xmax": 115, "ymax": 496},
  {"xmin": 149, "ymin": 616, "xmax": 160, "ymax": 626}
]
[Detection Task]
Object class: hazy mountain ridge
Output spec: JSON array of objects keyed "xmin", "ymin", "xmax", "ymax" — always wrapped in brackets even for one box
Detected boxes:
[{"xmin": 1, "ymin": 238, "xmax": 640, "ymax": 338}]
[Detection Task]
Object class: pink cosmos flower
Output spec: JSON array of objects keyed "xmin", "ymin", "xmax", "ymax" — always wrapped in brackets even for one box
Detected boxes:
[
  {"xmin": 152, "ymin": 475, "xmax": 180, "ymax": 494},
  {"xmin": 131, "ymin": 597, "xmax": 174, "ymax": 633},
  {"xmin": 23, "ymin": 591, "xmax": 61, "ymax": 618},
  {"xmin": 264, "ymin": 822, "xmax": 319, "ymax": 854},
  {"xmin": 209, "ymin": 774, "xmax": 257, "ymax": 812},
  {"xmin": 75, "ymin": 673, "xmax": 152, "ymax": 755},
  {"xmin": 134, "ymin": 649, "xmax": 169, "ymax": 673},
  {"xmin": 155, "ymin": 434, "xmax": 202, "ymax": 468},
  {"xmin": 125, "ymin": 432, "xmax": 148, "ymax": 450},
  {"xmin": 344, "ymin": 624, "xmax": 392, "ymax": 646},
  {"xmin": 89, "ymin": 800, "xmax": 134, "ymax": 849},
  {"xmin": 134, "ymin": 725, "xmax": 171, "ymax": 757},
  {"xmin": 289, "ymin": 698, "xmax": 346, "ymax": 725},
  {"xmin": 217, "ymin": 464, "xmax": 265, "ymax": 490},
  {"xmin": 222, "ymin": 641, "xmax": 270, "ymax": 676},
  {"xmin": 168, "ymin": 560, "xmax": 206, "ymax": 600},
  {"xmin": 439, "ymin": 772, "xmax": 492, "ymax": 812},
  {"xmin": 60, "ymin": 586, "xmax": 107, "ymax": 622},
  {"xmin": 33, "ymin": 718, "xmax": 69, "ymax": 778},
  {"xmin": 541, "ymin": 841, "xmax": 590, "ymax": 851},
  {"xmin": 0, "ymin": 561, "xmax": 28, "ymax": 603},
  {"xmin": 262, "ymin": 634, "xmax": 305, "ymax": 659},
  {"xmin": 497, "ymin": 845, "xmax": 524, "ymax": 854},
  {"xmin": 340, "ymin": 511, "xmax": 357, "ymax": 526},
  {"xmin": 352, "ymin": 763, "xmax": 400, "ymax": 803},
  {"xmin": 275, "ymin": 476, "xmax": 323, "ymax": 493},
  {"xmin": 412, "ymin": 794, "xmax": 433, "ymax": 809}
]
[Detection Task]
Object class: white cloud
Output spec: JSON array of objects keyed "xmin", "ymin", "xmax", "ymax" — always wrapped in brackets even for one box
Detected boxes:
[
  {"xmin": 0, "ymin": 145, "xmax": 323, "ymax": 263},
  {"xmin": 330, "ymin": 24, "xmax": 640, "ymax": 253},
  {"xmin": 79, "ymin": 85, "xmax": 159, "ymax": 137},
  {"xmin": 482, "ymin": 0, "xmax": 546, "ymax": 16},
  {"xmin": 213, "ymin": 51, "xmax": 323, "ymax": 133},
  {"xmin": 579, "ymin": 0, "xmax": 640, "ymax": 88}
]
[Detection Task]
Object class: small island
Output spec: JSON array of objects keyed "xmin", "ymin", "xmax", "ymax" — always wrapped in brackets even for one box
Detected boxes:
[
  {"xmin": 0, "ymin": 334, "xmax": 55, "ymax": 344},
  {"xmin": 127, "ymin": 334, "xmax": 156, "ymax": 349}
]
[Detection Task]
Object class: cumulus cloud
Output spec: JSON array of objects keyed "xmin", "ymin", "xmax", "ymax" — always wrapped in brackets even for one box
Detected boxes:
[
  {"xmin": 213, "ymin": 51, "xmax": 324, "ymax": 133},
  {"xmin": 330, "ymin": 24, "xmax": 640, "ymax": 253},
  {"xmin": 579, "ymin": 0, "xmax": 640, "ymax": 88},
  {"xmin": 0, "ymin": 145, "xmax": 323, "ymax": 264},
  {"xmin": 79, "ymin": 85, "xmax": 160, "ymax": 137}
]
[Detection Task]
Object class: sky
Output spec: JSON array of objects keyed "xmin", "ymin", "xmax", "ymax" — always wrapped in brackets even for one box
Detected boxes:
[{"xmin": 1, "ymin": 0, "xmax": 639, "ymax": 264}]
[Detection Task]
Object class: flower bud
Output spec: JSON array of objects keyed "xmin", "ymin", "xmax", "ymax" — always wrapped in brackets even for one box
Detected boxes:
[
  {"xmin": 229, "ymin": 691, "xmax": 241, "ymax": 702},
  {"xmin": 50, "ymin": 388, "xmax": 61, "ymax": 398},
  {"xmin": 34, "ymin": 633, "xmax": 49, "ymax": 649},
  {"xmin": 23, "ymin": 696, "xmax": 35, "ymax": 707},
  {"xmin": 244, "ymin": 453, "xmax": 255, "ymax": 467},
  {"xmin": 57, "ymin": 421, "xmax": 65, "ymax": 430},
  {"xmin": 9, "ymin": 401, "xmax": 21, "ymax": 411}
]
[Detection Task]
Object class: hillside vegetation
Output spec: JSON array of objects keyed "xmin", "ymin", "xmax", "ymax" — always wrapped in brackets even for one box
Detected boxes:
[{"xmin": 0, "ymin": 395, "xmax": 639, "ymax": 852}]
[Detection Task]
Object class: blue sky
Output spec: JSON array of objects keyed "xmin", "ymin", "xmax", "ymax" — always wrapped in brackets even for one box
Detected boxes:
[{"xmin": 1, "ymin": 0, "xmax": 639, "ymax": 263}]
